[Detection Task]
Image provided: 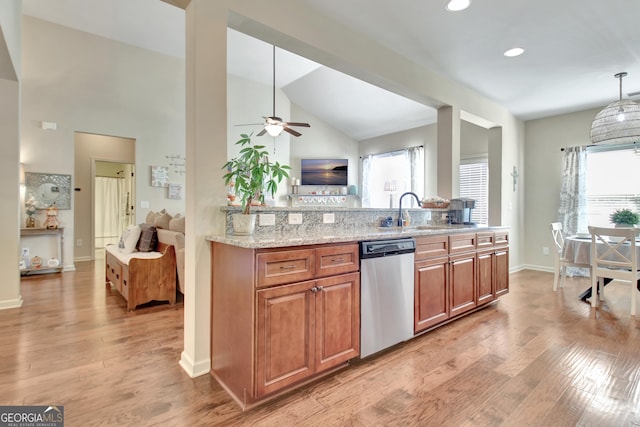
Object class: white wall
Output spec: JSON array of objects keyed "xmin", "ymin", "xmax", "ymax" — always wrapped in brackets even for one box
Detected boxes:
[
  {"xmin": 0, "ymin": 0, "xmax": 22, "ymax": 309},
  {"xmin": 524, "ymin": 106, "xmax": 599, "ymax": 271},
  {"xmin": 20, "ymin": 16, "xmax": 185, "ymax": 265}
]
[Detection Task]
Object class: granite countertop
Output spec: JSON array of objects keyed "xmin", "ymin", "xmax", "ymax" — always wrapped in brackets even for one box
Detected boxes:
[{"xmin": 206, "ymin": 225, "xmax": 509, "ymax": 249}]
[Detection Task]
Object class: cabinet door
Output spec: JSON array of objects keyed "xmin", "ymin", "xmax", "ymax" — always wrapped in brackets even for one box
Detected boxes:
[
  {"xmin": 315, "ymin": 272, "xmax": 360, "ymax": 371},
  {"xmin": 477, "ymin": 249, "xmax": 495, "ymax": 305},
  {"xmin": 414, "ymin": 256, "xmax": 449, "ymax": 333},
  {"xmin": 449, "ymin": 252, "xmax": 477, "ymax": 317},
  {"xmin": 494, "ymin": 249, "xmax": 509, "ymax": 297},
  {"xmin": 256, "ymin": 281, "xmax": 316, "ymax": 397}
]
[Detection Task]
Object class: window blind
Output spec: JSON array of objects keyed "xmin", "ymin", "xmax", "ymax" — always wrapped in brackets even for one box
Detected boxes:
[{"xmin": 459, "ymin": 160, "xmax": 488, "ymax": 225}]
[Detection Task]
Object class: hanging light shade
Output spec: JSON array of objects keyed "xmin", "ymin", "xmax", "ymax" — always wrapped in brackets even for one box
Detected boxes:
[{"xmin": 590, "ymin": 72, "xmax": 640, "ymax": 145}]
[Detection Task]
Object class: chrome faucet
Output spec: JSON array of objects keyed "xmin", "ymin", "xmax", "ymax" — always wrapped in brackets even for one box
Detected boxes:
[{"xmin": 398, "ymin": 192, "xmax": 421, "ymax": 227}]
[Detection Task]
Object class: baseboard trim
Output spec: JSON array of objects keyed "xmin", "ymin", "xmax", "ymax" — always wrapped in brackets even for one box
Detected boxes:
[
  {"xmin": 179, "ymin": 351, "xmax": 210, "ymax": 378},
  {"xmin": 0, "ymin": 296, "xmax": 23, "ymax": 310}
]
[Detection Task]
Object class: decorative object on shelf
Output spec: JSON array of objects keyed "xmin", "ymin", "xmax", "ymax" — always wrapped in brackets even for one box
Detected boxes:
[
  {"xmin": 222, "ymin": 133, "xmax": 290, "ymax": 235},
  {"xmin": 590, "ymin": 72, "xmax": 640, "ymax": 145},
  {"xmin": 167, "ymin": 183, "xmax": 183, "ymax": 200},
  {"xmin": 31, "ymin": 256, "xmax": 42, "ymax": 269},
  {"xmin": 151, "ymin": 166, "xmax": 169, "ymax": 187},
  {"xmin": 25, "ymin": 172, "xmax": 72, "ymax": 209},
  {"xmin": 25, "ymin": 196, "xmax": 38, "ymax": 228},
  {"xmin": 610, "ymin": 208, "xmax": 639, "ymax": 226},
  {"xmin": 44, "ymin": 202, "xmax": 59, "ymax": 229},
  {"xmin": 47, "ymin": 258, "xmax": 60, "ymax": 268}
]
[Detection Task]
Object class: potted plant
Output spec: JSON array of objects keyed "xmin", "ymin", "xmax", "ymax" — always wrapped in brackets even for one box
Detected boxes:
[
  {"xmin": 609, "ymin": 208, "xmax": 639, "ymax": 227},
  {"xmin": 25, "ymin": 197, "xmax": 38, "ymax": 228},
  {"xmin": 222, "ymin": 133, "xmax": 290, "ymax": 235}
]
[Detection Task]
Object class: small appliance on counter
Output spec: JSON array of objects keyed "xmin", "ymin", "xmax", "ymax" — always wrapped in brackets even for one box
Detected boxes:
[{"xmin": 448, "ymin": 198, "xmax": 476, "ymax": 225}]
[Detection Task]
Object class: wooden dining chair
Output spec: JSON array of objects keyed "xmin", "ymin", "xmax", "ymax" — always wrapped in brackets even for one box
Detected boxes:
[
  {"xmin": 551, "ymin": 222, "xmax": 590, "ymax": 291},
  {"xmin": 588, "ymin": 226, "xmax": 640, "ymax": 315}
]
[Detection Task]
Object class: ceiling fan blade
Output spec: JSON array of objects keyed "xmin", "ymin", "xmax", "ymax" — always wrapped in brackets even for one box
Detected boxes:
[
  {"xmin": 283, "ymin": 126, "xmax": 302, "ymax": 137},
  {"xmin": 256, "ymin": 128, "xmax": 267, "ymax": 137},
  {"xmin": 282, "ymin": 122, "xmax": 311, "ymax": 128}
]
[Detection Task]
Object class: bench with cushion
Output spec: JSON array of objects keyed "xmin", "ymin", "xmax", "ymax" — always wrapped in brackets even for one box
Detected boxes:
[{"xmin": 105, "ymin": 223, "xmax": 177, "ymax": 311}]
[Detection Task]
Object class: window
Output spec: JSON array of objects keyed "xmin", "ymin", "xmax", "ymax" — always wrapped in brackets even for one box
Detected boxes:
[
  {"xmin": 459, "ymin": 157, "xmax": 488, "ymax": 225},
  {"xmin": 586, "ymin": 146, "xmax": 640, "ymax": 226},
  {"xmin": 362, "ymin": 147, "xmax": 423, "ymax": 208}
]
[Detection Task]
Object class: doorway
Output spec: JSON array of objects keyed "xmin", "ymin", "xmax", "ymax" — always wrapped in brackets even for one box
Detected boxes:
[{"xmin": 94, "ymin": 161, "xmax": 135, "ymax": 257}]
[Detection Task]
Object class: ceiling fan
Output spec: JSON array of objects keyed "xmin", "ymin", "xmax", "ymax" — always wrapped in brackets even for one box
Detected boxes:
[{"xmin": 239, "ymin": 45, "xmax": 310, "ymax": 137}]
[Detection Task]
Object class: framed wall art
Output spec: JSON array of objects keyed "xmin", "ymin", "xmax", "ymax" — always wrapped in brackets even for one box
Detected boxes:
[
  {"xmin": 167, "ymin": 183, "xmax": 183, "ymax": 200},
  {"xmin": 150, "ymin": 166, "xmax": 169, "ymax": 187}
]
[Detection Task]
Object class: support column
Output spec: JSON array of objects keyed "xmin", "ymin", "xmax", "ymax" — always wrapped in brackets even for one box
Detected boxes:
[
  {"xmin": 436, "ymin": 106, "xmax": 461, "ymax": 199},
  {"xmin": 180, "ymin": 0, "xmax": 229, "ymax": 377},
  {"xmin": 488, "ymin": 127, "xmax": 503, "ymax": 226}
]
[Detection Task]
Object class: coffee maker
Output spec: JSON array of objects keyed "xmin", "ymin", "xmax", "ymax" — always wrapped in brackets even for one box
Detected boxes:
[{"xmin": 448, "ymin": 198, "xmax": 476, "ymax": 225}]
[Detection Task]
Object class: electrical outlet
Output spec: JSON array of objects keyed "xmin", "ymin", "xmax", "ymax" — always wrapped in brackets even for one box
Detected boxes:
[
  {"xmin": 140, "ymin": 200, "xmax": 149, "ymax": 208},
  {"xmin": 288, "ymin": 213, "xmax": 303, "ymax": 225},
  {"xmin": 22, "ymin": 247, "xmax": 29, "ymax": 257},
  {"xmin": 259, "ymin": 214, "xmax": 275, "ymax": 226},
  {"xmin": 323, "ymin": 213, "xmax": 335, "ymax": 224},
  {"xmin": 542, "ymin": 246, "xmax": 549, "ymax": 256},
  {"xmin": 76, "ymin": 239, "xmax": 83, "ymax": 247}
]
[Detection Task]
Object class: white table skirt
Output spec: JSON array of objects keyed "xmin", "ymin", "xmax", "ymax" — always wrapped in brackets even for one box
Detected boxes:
[{"xmin": 564, "ymin": 236, "xmax": 640, "ymax": 265}]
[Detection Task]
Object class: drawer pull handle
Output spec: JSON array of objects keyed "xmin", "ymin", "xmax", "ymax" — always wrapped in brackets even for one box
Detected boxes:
[
  {"xmin": 331, "ymin": 257, "xmax": 344, "ymax": 262},
  {"xmin": 279, "ymin": 265, "xmax": 296, "ymax": 270}
]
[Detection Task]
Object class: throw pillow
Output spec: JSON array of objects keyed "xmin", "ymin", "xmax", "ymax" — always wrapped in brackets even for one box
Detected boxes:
[
  {"xmin": 169, "ymin": 215, "xmax": 185, "ymax": 234},
  {"xmin": 136, "ymin": 224, "xmax": 158, "ymax": 252},
  {"xmin": 145, "ymin": 210, "xmax": 159, "ymax": 225},
  {"xmin": 154, "ymin": 212, "xmax": 172, "ymax": 230},
  {"xmin": 119, "ymin": 224, "xmax": 141, "ymax": 254}
]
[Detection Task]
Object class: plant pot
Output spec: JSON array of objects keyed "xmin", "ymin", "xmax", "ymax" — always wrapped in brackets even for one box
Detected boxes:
[
  {"xmin": 232, "ymin": 213, "xmax": 257, "ymax": 235},
  {"xmin": 611, "ymin": 223, "xmax": 635, "ymax": 242}
]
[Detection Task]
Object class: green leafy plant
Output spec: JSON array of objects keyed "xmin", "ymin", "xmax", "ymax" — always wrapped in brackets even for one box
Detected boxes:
[
  {"xmin": 609, "ymin": 208, "xmax": 639, "ymax": 225},
  {"xmin": 25, "ymin": 197, "xmax": 38, "ymax": 217},
  {"xmin": 222, "ymin": 133, "xmax": 290, "ymax": 215}
]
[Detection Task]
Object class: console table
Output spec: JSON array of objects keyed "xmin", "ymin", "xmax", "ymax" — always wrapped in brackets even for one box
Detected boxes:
[{"xmin": 20, "ymin": 227, "xmax": 64, "ymax": 275}]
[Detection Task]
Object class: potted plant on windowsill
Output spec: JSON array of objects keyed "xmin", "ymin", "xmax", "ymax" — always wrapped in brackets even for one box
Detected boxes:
[
  {"xmin": 222, "ymin": 133, "xmax": 290, "ymax": 235},
  {"xmin": 610, "ymin": 208, "xmax": 639, "ymax": 227}
]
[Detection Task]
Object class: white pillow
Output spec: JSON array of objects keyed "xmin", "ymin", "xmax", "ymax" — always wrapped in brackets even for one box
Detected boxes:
[{"xmin": 119, "ymin": 225, "xmax": 141, "ymax": 254}]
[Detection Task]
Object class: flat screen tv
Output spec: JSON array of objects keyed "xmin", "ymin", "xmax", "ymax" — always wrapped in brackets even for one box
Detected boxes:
[{"xmin": 301, "ymin": 159, "xmax": 348, "ymax": 186}]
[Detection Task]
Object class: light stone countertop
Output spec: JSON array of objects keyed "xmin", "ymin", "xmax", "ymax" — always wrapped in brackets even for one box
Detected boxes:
[{"xmin": 206, "ymin": 225, "xmax": 509, "ymax": 249}]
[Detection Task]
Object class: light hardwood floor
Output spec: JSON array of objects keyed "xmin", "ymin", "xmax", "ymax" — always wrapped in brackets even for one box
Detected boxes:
[{"xmin": 2, "ymin": 263, "xmax": 639, "ymax": 426}]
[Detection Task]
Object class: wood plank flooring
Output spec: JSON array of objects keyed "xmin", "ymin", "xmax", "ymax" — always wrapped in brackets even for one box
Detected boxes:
[{"xmin": 2, "ymin": 264, "xmax": 640, "ymax": 426}]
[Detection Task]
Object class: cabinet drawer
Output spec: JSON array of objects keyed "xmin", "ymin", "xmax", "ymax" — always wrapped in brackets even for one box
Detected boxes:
[
  {"xmin": 106, "ymin": 252, "xmax": 121, "ymax": 287},
  {"xmin": 415, "ymin": 235, "xmax": 449, "ymax": 260},
  {"xmin": 257, "ymin": 249, "xmax": 315, "ymax": 287},
  {"xmin": 120, "ymin": 265, "xmax": 129, "ymax": 300},
  {"xmin": 449, "ymin": 233, "xmax": 477, "ymax": 254},
  {"xmin": 494, "ymin": 231, "xmax": 509, "ymax": 247},
  {"xmin": 476, "ymin": 232, "xmax": 494, "ymax": 249},
  {"xmin": 315, "ymin": 244, "xmax": 359, "ymax": 278}
]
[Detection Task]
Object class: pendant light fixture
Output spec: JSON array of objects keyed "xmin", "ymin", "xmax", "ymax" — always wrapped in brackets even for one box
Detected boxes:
[{"xmin": 590, "ymin": 72, "xmax": 640, "ymax": 145}]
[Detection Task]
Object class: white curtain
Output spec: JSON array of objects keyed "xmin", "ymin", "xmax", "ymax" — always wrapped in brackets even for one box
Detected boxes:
[
  {"xmin": 408, "ymin": 146, "xmax": 424, "ymax": 198},
  {"xmin": 95, "ymin": 177, "xmax": 128, "ymax": 241},
  {"xmin": 558, "ymin": 146, "xmax": 588, "ymax": 276},
  {"xmin": 361, "ymin": 154, "xmax": 372, "ymax": 208}
]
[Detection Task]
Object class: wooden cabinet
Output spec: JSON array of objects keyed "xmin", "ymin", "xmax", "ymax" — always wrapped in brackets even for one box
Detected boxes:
[
  {"xmin": 414, "ymin": 230, "xmax": 509, "ymax": 334},
  {"xmin": 255, "ymin": 272, "xmax": 359, "ymax": 397},
  {"xmin": 211, "ymin": 241, "xmax": 360, "ymax": 409}
]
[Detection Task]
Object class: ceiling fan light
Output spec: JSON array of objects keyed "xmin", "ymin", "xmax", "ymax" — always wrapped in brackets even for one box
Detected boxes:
[
  {"xmin": 265, "ymin": 123, "xmax": 284, "ymax": 137},
  {"xmin": 591, "ymin": 72, "xmax": 640, "ymax": 145}
]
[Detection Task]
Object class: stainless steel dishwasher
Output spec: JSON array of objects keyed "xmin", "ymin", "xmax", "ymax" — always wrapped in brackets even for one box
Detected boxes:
[{"xmin": 360, "ymin": 237, "xmax": 416, "ymax": 358}]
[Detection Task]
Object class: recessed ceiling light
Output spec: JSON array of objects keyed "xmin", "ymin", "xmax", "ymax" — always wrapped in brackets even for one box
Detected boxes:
[
  {"xmin": 446, "ymin": 0, "xmax": 471, "ymax": 12},
  {"xmin": 504, "ymin": 47, "xmax": 525, "ymax": 57}
]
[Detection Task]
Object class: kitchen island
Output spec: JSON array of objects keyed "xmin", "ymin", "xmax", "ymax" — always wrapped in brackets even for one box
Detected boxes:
[{"xmin": 207, "ymin": 223, "xmax": 509, "ymax": 409}]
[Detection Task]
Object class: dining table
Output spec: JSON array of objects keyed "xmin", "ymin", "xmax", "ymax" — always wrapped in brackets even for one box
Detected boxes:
[{"xmin": 564, "ymin": 234, "xmax": 640, "ymax": 301}]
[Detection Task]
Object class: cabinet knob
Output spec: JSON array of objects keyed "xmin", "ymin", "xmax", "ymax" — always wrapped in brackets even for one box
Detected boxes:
[{"xmin": 310, "ymin": 286, "xmax": 318, "ymax": 293}]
